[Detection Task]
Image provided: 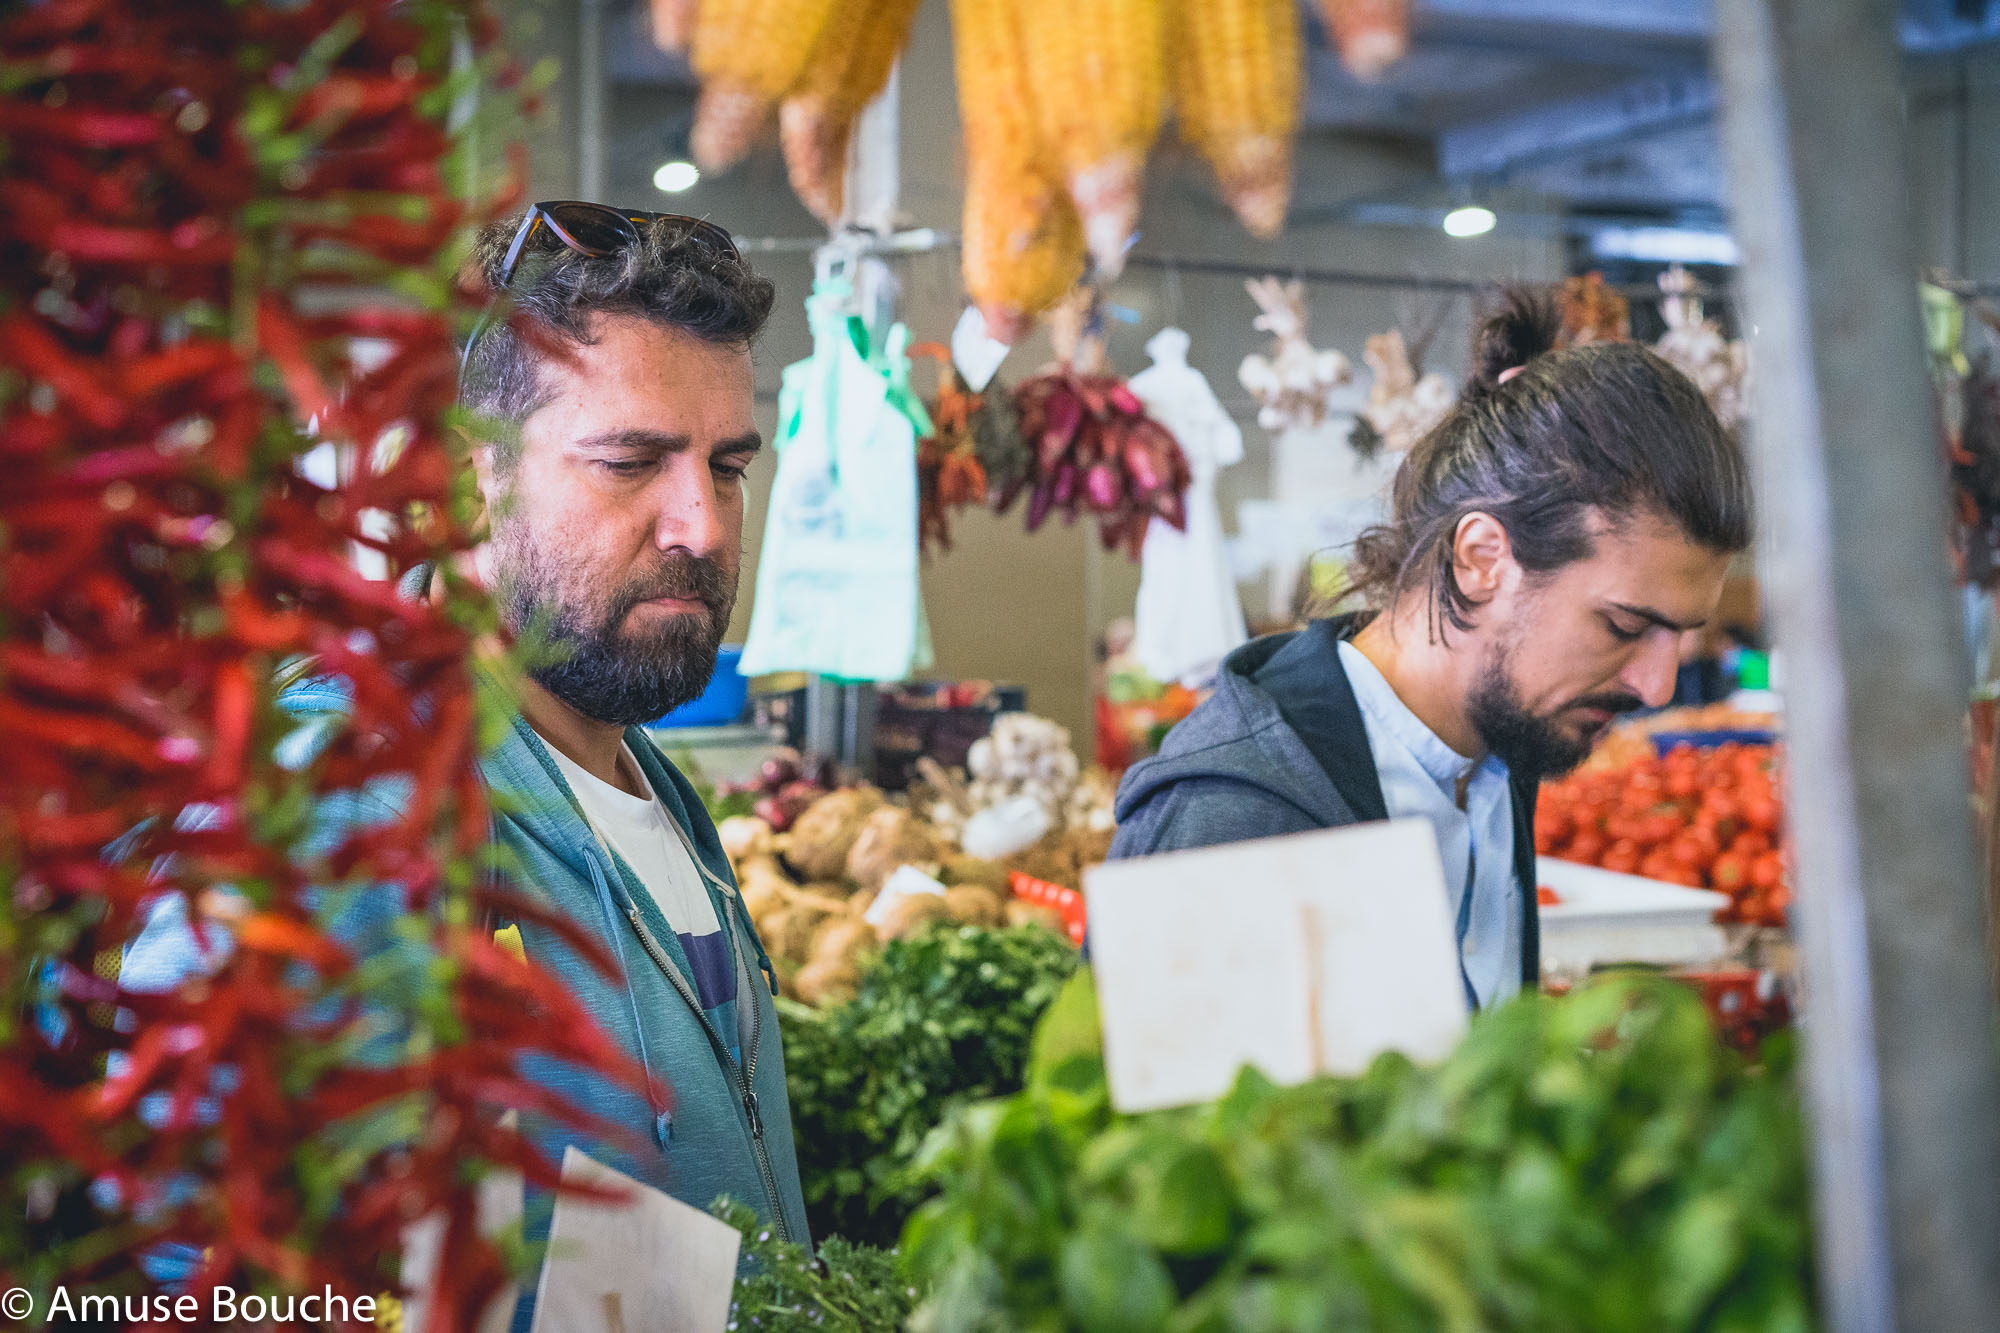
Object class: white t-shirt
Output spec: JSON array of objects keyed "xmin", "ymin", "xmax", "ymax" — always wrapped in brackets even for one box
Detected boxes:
[{"xmin": 542, "ymin": 740, "xmax": 737, "ymax": 1013}]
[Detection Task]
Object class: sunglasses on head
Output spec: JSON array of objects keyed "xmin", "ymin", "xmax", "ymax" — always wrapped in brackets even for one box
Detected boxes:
[{"xmin": 461, "ymin": 200, "xmax": 742, "ymax": 379}]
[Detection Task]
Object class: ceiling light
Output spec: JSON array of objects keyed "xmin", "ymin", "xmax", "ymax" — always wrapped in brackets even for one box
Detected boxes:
[
  {"xmin": 1589, "ymin": 226, "xmax": 1740, "ymax": 266},
  {"xmin": 1442, "ymin": 205, "xmax": 1496, "ymax": 238},
  {"xmin": 653, "ymin": 160, "xmax": 700, "ymax": 194}
]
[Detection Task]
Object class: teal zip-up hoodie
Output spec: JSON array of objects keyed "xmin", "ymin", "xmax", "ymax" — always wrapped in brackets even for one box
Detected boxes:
[{"xmin": 121, "ymin": 675, "xmax": 811, "ymax": 1328}]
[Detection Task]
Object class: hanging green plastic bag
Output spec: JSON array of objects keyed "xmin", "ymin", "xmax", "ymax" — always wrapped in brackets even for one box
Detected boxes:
[{"xmin": 740, "ymin": 279, "xmax": 930, "ymax": 682}]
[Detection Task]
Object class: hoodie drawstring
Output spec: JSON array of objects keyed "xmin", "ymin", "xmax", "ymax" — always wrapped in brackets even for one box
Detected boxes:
[{"xmin": 583, "ymin": 849, "xmax": 672, "ymax": 1151}]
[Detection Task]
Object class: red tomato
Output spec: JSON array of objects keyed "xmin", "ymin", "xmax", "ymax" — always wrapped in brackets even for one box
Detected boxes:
[
  {"xmin": 1602, "ymin": 839, "xmax": 1642, "ymax": 875},
  {"xmin": 1712, "ymin": 852, "xmax": 1748, "ymax": 893},
  {"xmin": 1750, "ymin": 853, "xmax": 1783, "ymax": 891},
  {"xmin": 1639, "ymin": 850, "xmax": 1680, "ymax": 882},
  {"xmin": 1640, "ymin": 810, "xmax": 1686, "ymax": 846},
  {"xmin": 1537, "ymin": 885, "xmax": 1563, "ymax": 906},
  {"xmin": 1679, "ymin": 824, "xmax": 1721, "ymax": 863},
  {"xmin": 1566, "ymin": 832, "xmax": 1607, "ymax": 865},
  {"xmin": 1742, "ymin": 793, "xmax": 1782, "ymax": 834},
  {"xmin": 1731, "ymin": 830, "xmax": 1774, "ymax": 860}
]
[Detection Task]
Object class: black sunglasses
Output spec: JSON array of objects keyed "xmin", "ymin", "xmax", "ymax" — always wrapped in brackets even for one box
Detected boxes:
[{"xmin": 460, "ymin": 201, "xmax": 742, "ymax": 379}]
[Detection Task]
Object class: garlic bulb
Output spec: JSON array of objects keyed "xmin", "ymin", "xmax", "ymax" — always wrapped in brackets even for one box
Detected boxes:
[
  {"xmin": 1654, "ymin": 265, "xmax": 1749, "ymax": 432},
  {"xmin": 964, "ymin": 713, "xmax": 1090, "ymax": 829},
  {"xmin": 1236, "ymin": 277, "xmax": 1352, "ymax": 434},
  {"xmin": 1360, "ymin": 328, "xmax": 1454, "ymax": 455}
]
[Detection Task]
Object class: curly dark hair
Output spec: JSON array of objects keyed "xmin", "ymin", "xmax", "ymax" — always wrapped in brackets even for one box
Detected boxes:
[
  {"xmin": 1347, "ymin": 286, "xmax": 1753, "ymax": 636},
  {"xmin": 458, "ymin": 208, "xmax": 776, "ymax": 472}
]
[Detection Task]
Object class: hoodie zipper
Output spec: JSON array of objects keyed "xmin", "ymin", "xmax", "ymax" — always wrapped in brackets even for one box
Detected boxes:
[
  {"xmin": 509, "ymin": 720, "xmax": 793, "ymax": 1243},
  {"xmin": 639, "ymin": 800, "xmax": 791, "ymax": 1239},
  {"xmin": 620, "ymin": 899, "xmax": 791, "ymax": 1244}
]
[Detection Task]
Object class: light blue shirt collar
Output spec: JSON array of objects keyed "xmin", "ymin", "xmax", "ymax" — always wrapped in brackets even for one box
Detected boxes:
[
  {"xmin": 1337, "ymin": 639, "xmax": 1522, "ymax": 1009},
  {"xmin": 1337, "ymin": 640, "xmax": 1506, "ymax": 797}
]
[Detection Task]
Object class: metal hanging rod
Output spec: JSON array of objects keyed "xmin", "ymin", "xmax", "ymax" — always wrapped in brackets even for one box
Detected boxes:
[
  {"xmin": 1123, "ymin": 252, "xmax": 1490, "ymax": 294},
  {"xmin": 728, "ymin": 230, "xmax": 1722, "ymax": 301},
  {"xmin": 730, "ymin": 227, "xmax": 953, "ymax": 255}
]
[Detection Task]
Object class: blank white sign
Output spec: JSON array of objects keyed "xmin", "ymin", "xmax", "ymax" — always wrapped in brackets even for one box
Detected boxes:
[
  {"xmin": 1084, "ymin": 819, "xmax": 1469, "ymax": 1112},
  {"xmin": 531, "ymin": 1148, "xmax": 742, "ymax": 1333}
]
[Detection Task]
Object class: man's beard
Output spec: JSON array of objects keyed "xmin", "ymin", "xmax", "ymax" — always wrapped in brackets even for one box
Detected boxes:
[
  {"xmin": 493, "ymin": 521, "xmax": 736, "ymax": 727},
  {"xmin": 1466, "ymin": 638, "xmax": 1643, "ymax": 781}
]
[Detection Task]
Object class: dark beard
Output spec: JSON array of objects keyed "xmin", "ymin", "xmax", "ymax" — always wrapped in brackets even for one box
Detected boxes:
[
  {"xmin": 1466, "ymin": 645, "xmax": 1642, "ymax": 782},
  {"xmin": 497, "ymin": 528, "xmax": 736, "ymax": 727}
]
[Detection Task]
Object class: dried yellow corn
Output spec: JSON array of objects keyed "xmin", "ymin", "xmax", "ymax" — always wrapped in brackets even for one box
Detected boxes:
[
  {"xmin": 951, "ymin": 0, "xmax": 1040, "ymax": 176},
  {"xmin": 780, "ymin": 0, "xmax": 924, "ymax": 221},
  {"xmin": 1017, "ymin": 0, "xmax": 1166, "ymax": 276},
  {"xmin": 953, "ymin": 0, "xmax": 1083, "ymax": 337},
  {"xmin": 1317, "ymin": 0, "xmax": 1411, "ymax": 81},
  {"xmin": 962, "ymin": 162, "xmax": 1087, "ymax": 343},
  {"xmin": 1171, "ymin": 0, "xmax": 1301, "ymax": 238},
  {"xmin": 648, "ymin": 0, "xmax": 699, "ymax": 54},
  {"xmin": 690, "ymin": 0, "xmax": 842, "ymax": 170}
]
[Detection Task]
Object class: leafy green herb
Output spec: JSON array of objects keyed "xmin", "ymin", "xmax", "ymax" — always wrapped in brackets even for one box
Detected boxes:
[
  {"xmin": 713, "ymin": 1198, "xmax": 916, "ymax": 1333},
  {"xmin": 906, "ymin": 971, "xmax": 1815, "ymax": 1333},
  {"xmin": 782, "ymin": 924, "xmax": 1080, "ymax": 1247},
  {"xmin": 668, "ymin": 747, "xmax": 757, "ymax": 825}
]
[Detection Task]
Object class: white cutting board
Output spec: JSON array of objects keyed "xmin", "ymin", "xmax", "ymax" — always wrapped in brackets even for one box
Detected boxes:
[{"xmin": 1536, "ymin": 858, "xmax": 1732, "ymax": 977}]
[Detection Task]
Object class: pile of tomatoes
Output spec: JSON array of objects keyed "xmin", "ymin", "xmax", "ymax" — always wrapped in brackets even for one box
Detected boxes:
[{"xmin": 1536, "ymin": 741, "xmax": 1791, "ymax": 926}]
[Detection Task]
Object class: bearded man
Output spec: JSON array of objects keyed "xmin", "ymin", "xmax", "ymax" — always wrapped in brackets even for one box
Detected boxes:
[
  {"xmin": 1109, "ymin": 292, "xmax": 1753, "ymax": 1008},
  {"xmin": 124, "ymin": 204, "xmax": 810, "ymax": 1322}
]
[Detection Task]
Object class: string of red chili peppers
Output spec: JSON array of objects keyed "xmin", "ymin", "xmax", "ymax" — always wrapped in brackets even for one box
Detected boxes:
[{"xmin": 0, "ymin": 3, "xmax": 643, "ymax": 1327}]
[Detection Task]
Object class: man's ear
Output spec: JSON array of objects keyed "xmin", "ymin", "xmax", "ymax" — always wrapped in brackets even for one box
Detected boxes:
[
  {"xmin": 1450, "ymin": 512, "xmax": 1516, "ymax": 607},
  {"xmin": 470, "ymin": 436, "xmax": 498, "ymax": 503}
]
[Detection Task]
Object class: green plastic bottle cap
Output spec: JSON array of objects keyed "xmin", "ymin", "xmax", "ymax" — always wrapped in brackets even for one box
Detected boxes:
[{"xmin": 1736, "ymin": 650, "xmax": 1771, "ymax": 691}]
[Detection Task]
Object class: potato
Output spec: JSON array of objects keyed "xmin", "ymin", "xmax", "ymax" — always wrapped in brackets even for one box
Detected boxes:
[
  {"xmin": 791, "ymin": 883, "xmax": 854, "ymax": 915},
  {"xmin": 759, "ymin": 904, "xmax": 826, "ymax": 963},
  {"xmin": 742, "ymin": 880, "xmax": 787, "ymax": 923},
  {"xmin": 718, "ymin": 815, "xmax": 776, "ymax": 862},
  {"xmin": 1006, "ymin": 900, "xmax": 1070, "ymax": 936},
  {"xmin": 810, "ymin": 917, "xmax": 879, "ymax": 970},
  {"xmin": 939, "ymin": 854, "xmax": 1010, "ymax": 893},
  {"xmin": 875, "ymin": 892, "xmax": 952, "ymax": 941},
  {"xmin": 845, "ymin": 806, "xmax": 945, "ymax": 893},
  {"xmin": 735, "ymin": 855, "xmax": 792, "ymax": 918},
  {"xmin": 1065, "ymin": 825, "xmax": 1115, "ymax": 872},
  {"xmin": 784, "ymin": 788, "xmax": 888, "ymax": 881},
  {"xmin": 793, "ymin": 957, "xmax": 861, "ymax": 1008},
  {"xmin": 1004, "ymin": 833, "xmax": 1080, "ymax": 891},
  {"xmin": 944, "ymin": 885, "xmax": 1006, "ymax": 927}
]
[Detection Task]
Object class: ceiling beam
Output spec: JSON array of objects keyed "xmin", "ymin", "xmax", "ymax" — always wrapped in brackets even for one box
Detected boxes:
[
  {"xmin": 1436, "ymin": 73, "xmax": 1715, "ymax": 180},
  {"xmin": 1412, "ymin": 0, "xmax": 1712, "ymax": 46}
]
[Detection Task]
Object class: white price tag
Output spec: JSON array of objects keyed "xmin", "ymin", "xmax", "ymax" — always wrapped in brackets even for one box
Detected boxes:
[
  {"xmin": 865, "ymin": 865, "xmax": 950, "ymax": 930},
  {"xmin": 951, "ymin": 304, "xmax": 1013, "ymax": 391}
]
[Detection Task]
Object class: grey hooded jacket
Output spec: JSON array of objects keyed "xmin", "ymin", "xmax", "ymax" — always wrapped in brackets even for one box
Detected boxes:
[{"xmin": 1109, "ymin": 615, "xmax": 1541, "ymax": 988}]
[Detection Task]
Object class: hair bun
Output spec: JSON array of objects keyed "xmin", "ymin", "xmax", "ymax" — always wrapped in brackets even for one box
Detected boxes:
[{"xmin": 1468, "ymin": 286, "xmax": 1562, "ymax": 400}]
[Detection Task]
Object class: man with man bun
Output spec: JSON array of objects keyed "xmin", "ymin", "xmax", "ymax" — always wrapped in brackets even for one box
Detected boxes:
[{"xmin": 1111, "ymin": 291, "xmax": 1753, "ymax": 1007}]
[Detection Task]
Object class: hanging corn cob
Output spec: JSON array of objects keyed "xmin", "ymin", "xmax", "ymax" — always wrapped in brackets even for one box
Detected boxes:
[
  {"xmin": 1316, "ymin": 0, "xmax": 1411, "ymax": 81},
  {"xmin": 780, "ymin": 0, "xmax": 924, "ymax": 221},
  {"xmin": 648, "ymin": 0, "xmax": 698, "ymax": 54},
  {"xmin": 952, "ymin": 0, "xmax": 1086, "ymax": 339},
  {"xmin": 963, "ymin": 164, "xmax": 1088, "ymax": 343},
  {"xmin": 952, "ymin": 0, "xmax": 1040, "ymax": 184},
  {"xmin": 1170, "ymin": 0, "xmax": 1302, "ymax": 239},
  {"xmin": 690, "ymin": 0, "xmax": 841, "ymax": 170},
  {"xmin": 1017, "ymin": 0, "xmax": 1167, "ymax": 277}
]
